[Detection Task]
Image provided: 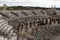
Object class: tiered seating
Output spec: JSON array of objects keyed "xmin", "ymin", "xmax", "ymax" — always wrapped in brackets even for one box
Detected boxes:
[{"xmin": 0, "ymin": 15, "xmax": 16, "ymax": 40}]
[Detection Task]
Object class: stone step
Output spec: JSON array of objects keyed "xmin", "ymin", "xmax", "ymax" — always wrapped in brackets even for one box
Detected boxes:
[
  {"xmin": 0, "ymin": 22, "xmax": 8, "ymax": 28},
  {"xmin": 0, "ymin": 21, "xmax": 8, "ymax": 26},
  {"xmin": 0, "ymin": 23, "xmax": 8, "ymax": 32},
  {"xmin": 0, "ymin": 18, "xmax": 16, "ymax": 40},
  {"xmin": 8, "ymin": 29, "xmax": 13, "ymax": 35},
  {"xmin": 0, "ymin": 20, "xmax": 6, "ymax": 23},
  {"xmin": 0, "ymin": 23, "xmax": 8, "ymax": 30},
  {"xmin": 3, "ymin": 25, "xmax": 10, "ymax": 32},
  {"xmin": 5, "ymin": 26, "xmax": 12, "ymax": 34}
]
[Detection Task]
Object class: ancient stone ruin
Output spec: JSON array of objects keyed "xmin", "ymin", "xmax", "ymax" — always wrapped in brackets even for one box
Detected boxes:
[{"xmin": 0, "ymin": 6, "xmax": 60, "ymax": 40}]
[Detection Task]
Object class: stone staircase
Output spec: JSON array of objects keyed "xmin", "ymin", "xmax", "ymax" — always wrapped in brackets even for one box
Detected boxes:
[{"xmin": 0, "ymin": 15, "xmax": 17, "ymax": 40}]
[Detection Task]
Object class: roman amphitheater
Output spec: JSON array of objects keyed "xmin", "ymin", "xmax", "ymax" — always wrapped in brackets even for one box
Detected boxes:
[{"xmin": 0, "ymin": 6, "xmax": 60, "ymax": 40}]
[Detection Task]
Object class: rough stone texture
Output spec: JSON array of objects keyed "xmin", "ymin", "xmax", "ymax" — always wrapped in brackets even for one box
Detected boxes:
[{"xmin": 0, "ymin": 8, "xmax": 60, "ymax": 40}]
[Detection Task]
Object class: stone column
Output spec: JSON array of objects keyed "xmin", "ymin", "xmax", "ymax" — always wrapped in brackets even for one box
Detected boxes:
[
  {"xmin": 25, "ymin": 22, "xmax": 28, "ymax": 32},
  {"xmin": 56, "ymin": 19, "xmax": 60, "ymax": 24},
  {"xmin": 37, "ymin": 19, "xmax": 40, "ymax": 26},
  {"xmin": 27, "ymin": 21, "xmax": 30, "ymax": 29},
  {"xmin": 20, "ymin": 23, "xmax": 23, "ymax": 31},
  {"xmin": 22, "ymin": 22, "xmax": 25, "ymax": 33},
  {"xmin": 27, "ymin": 21, "xmax": 32, "ymax": 34},
  {"xmin": 19, "ymin": 22, "xmax": 21, "ymax": 29},
  {"xmin": 32, "ymin": 22, "xmax": 34, "ymax": 29},
  {"xmin": 55, "ymin": 19, "xmax": 58, "ymax": 25},
  {"xmin": 51, "ymin": 19, "xmax": 55, "ymax": 26},
  {"xmin": 48, "ymin": 18, "xmax": 50, "ymax": 25},
  {"xmin": 35, "ymin": 21, "xmax": 38, "ymax": 27},
  {"xmin": 30, "ymin": 22, "xmax": 32, "ymax": 28},
  {"xmin": 51, "ymin": 21, "xmax": 54, "ymax": 26},
  {"xmin": 37, "ymin": 20, "xmax": 41, "ymax": 31},
  {"xmin": 43, "ymin": 18, "xmax": 46, "ymax": 24}
]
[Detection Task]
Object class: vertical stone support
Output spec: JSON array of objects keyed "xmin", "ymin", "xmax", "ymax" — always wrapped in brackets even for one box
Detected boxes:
[
  {"xmin": 38, "ymin": 19, "xmax": 41, "ymax": 31},
  {"xmin": 35, "ymin": 20, "xmax": 38, "ymax": 27},
  {"xmin": 23, "ymin": 22, "xmax": 27, "ymax": 32},
  {"xmin": 37, "ymin": 19, "xmax": 41, "ymax": 30},
  {"xmin": 50, "ymin": 19, "xmax": 52, "ymax": 26},
  {"xmin": 19, "ymin": 23, "xmax": 21, "ymax": 31},
  {"xmin": 33, "ymin": 20, "xmax": 37, "ymax": 29},
  {"xmin": 39, "ymin": 18, "xmax": 42, "ymax": 29},
  {"xmin": 48, "ymin": 18, "xmax": 50, "ymax": 25},
  {"xmin": 20, "ymin": 22, "xmax": 23, "ymax": 32},
  {"xmin": 40, "ymin": 18, "xmax": 43, "ymax": 23},
  {"xmin": 42, "ymin": 18, "xmax": 46, "ymax": 29},
  {"xmin": 32, "ymin": 21, "xmax": 35, "ymax": 29},
  {"xmin": 54, "ymin": 19, "xmax": 56, "ymax": 23},
  {"xmin": 43, "ymin": 18, "xmax": 46, "ymax": 24},
  {"xmin": 37, "ymin": 19, "xmax": 39, "ymax": 26},
  {"xmin": 55, "ymin": 19, "xmax": 58, "ymax": 25},
  {"xmin": 25, "ymin": 22, "xmax": 28, "ymax": 32},
  {"xmin": 51, "ymin": 21, "xmax": 54, "ymax": 26},
  {"xmin": 30, "ymin": 22, "xmax": 32, "ymax": 28},
  {"xmin": 40, "ymin": 18, "xmax": 42, "ymax": 25},
  {"xmin": 27, "ymin": 21, "xmax": 30, "ymax": 29},
  {"xmin": 51, "ymin": 19, "xmax": 55, "ymax": 26},
  {"xmin": 56, "ymin": 19, "xmax": 60, "ymax": 24},
  {"xmin": 27, "ymin": 21, "xmax": 32, "ymax": 34},
  {"xmin": 22, "ymin": 22, "xmax": 27, "ymax": 33}
]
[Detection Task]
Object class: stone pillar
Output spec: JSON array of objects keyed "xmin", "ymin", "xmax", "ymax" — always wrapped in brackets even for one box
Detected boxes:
[
  {"xmin": 20, "ymin": 23, "xmax": 23, "ymax": 31},
  {"xmin": 32, "ymin": 21, "xmax": 35, "ymax": 29},
  {"xmin": 34, "ymin": 20, "xmax": 37, "ymax": 28},
  {"xmin": 22, "ymin": 23, "xmax": 25, "ymax": 33},
  {"xmin": 25, "ymin": 22, "xmax": 28, "ymax": 32},
  {"xmin": 43, "ymin": 18, "xmax": 46, "ymax": 24},
  {"xmin": 48, "ymin": 18, "xmax": 50, "ymax": 25},
  {"xmin": 30, "ymin": 22, "xmax": 32, "ymax": 28},
  {"xmin": 27, "ymin": 22, "xmax": 30, "ymax": 29},
  {"xmin": 27, "ymin": 21, "xmax": 32, "ymax": 34},
  {"xmin": 40, "ymin": 18, "xmax": 43, "ymax": 23},
  {"xmin": 51, "ymin": 21, "xmax": 54, "ymax": 26},
  {"xmin": 24, "ymin": 22, "xmax": 27, "ymax": 32},
  {"xmin": 56, "ymin": 19, "xmax": 60, "ymax": 24},
  {"xmin": 37, "ymin": 19, "xmax": 40, "ymax": 26},
  {"xmin": 55, "ymin": 19, "xmax": 58, "ymax": 25},
  {"xmin": 51, "ymin": 19, "xmax": 55, "ymax": 26}
]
